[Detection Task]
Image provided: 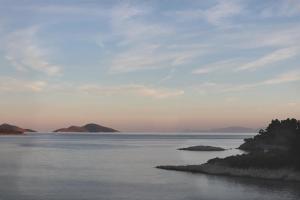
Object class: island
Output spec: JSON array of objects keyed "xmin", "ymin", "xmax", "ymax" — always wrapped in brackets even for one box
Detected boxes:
[
  {"xmin": 157, "ymin": 118, "xmax": 300, "ymax": 181},
  {"xmin": 178, "ymin": 145, "xmax": 225, "ymax": 151},
  {"xmin": 54, "ymin": 123, "xmax": 118, "ymax": 133},
  {"xmin": 0, "ymin": 123, "xmax": 36, "ymax": 135}
]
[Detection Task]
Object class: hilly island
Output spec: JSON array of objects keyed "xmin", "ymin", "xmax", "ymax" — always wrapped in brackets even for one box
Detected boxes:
[
  {"xmin": 0, "ymin": 123, "xmax": 36, "ymax": 135},
  {"xmin": 54, "ymin": 123, "xmax": 118, "ymax": 133}
]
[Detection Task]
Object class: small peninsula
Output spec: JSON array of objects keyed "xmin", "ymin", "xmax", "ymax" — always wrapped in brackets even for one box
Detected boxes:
[
  {"xmin": 178, "ymin": 145, "xmax": 225, "ymax": 151},
  {"xmin": 54, "ymin": 123, "xmax": 118, "ymax": 133},
  {"xmin": 0, "ymin": 123, "xmax": 36, "ymax": 135},
  {"xmin": 157, "ymin": 119, "xmax": 300, "ymax": 181}
]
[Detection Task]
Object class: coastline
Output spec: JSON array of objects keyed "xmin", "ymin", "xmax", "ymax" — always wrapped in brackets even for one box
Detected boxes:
[{"xmin": 156, "ymin": 163, "xmax": 300, "ymax": 182}]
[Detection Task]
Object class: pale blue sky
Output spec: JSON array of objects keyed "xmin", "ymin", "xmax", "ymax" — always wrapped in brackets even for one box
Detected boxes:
[{"xmin": 0, "ymin": 0, "xmax": 299, "ymax": 131}]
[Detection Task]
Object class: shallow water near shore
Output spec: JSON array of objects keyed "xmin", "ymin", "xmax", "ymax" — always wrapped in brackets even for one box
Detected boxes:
[{"xmin": 0, "ymin": 133, "xmax": 299, "ymax": 200}]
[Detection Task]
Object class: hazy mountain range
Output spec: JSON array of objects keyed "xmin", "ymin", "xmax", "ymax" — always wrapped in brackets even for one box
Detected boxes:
[{"xmin": 183, "ymin": 126, "xmax": 258, "ymax": 133}]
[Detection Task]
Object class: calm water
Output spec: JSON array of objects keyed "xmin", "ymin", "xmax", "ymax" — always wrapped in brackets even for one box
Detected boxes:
[{"xmin": 0, "ymin": 133, "xmax": 299, "ymax": 200}]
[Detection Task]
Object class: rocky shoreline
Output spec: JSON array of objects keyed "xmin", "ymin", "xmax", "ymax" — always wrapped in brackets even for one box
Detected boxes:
[
  {"xmin": 156, "ymin": 163, "xmax": 300, "ymax": 182},
  {"xmin": 157, "ymin": 119, "xmax": 300, "ymax": 182}
]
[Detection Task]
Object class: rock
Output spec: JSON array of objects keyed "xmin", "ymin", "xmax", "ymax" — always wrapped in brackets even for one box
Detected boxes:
[{"xmin": 178, "ymin": 145, "xmax": 225, "ymax": 151}]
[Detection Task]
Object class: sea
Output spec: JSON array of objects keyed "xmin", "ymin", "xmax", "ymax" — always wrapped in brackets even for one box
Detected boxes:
[{"xmin": 0, "ymin": 133, "xmax": 299, "ymax": 200}]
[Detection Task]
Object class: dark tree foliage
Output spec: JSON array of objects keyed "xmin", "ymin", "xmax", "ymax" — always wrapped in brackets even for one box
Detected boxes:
[
  {"xmin": 216, "ymin": 119, "xmax": 300, "ymax": 170},
  {"xmin": 208, "ymin": 150, "xmax": 293, "ymax": 169},
  {"xmin": 239, "ymin": 118, "xmax": 300, "ymax": 151}
]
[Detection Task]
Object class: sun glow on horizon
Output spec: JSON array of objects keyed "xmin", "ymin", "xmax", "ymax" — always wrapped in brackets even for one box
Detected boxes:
[{"xmin": 0, "ymin": 0, "xmax": 299, "ymax": 131}]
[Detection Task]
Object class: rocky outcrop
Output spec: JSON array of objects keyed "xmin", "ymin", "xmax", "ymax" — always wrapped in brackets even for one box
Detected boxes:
[{"xmin": 178, "ymin": 145, "xmax": 225, "ymax": 151}]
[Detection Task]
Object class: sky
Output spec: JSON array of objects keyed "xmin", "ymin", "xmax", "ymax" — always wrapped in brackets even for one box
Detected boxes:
[{"xmin": 0, "ymin": 0, "xmax": 299, "ymax": 132}]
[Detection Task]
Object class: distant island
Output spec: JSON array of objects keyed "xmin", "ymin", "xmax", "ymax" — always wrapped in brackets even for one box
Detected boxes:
[
  {"xmin": 157, "ymin": 119, "xmax": 300, "ymax": 181},
  {"xmin": 0, "ymin": 123, "xmax": 36, "ymax": 135},
  {"xmin": 183, "ymin": 126, "xmax": 257, "ymax": 133},
  {"xmin": 178, "ymin": 145, "xmax": 225, "ymax": 151},
  {"xmin": 54, "ymin": 123, "xmax": 118, "ymax": 133}
]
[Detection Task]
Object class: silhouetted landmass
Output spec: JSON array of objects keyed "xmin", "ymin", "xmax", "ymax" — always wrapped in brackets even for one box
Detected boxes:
[
  {"xmin": 54, "ymin": 126, "xmax": 86, "ymax": 132},
  {"xmin": 24, "ymin": 129, "xmax": 36, "ymax": 132},
  {"xmin": 157, "ymin": 119, "xmax": 300, "ymax": 181},
  {"xmin": 54, "ymin": 123, "xmax": 118, "ymax": 133},
  {"xmin": 239, "ymin": 119, "xmax": 300, "ymax": 152},
  {"xmin": 0, "ymin": 123, "xmax": 36, "ymax": 135},
  {"xmin": 178, "ymin": 145, "xmax": 225, "ymax": 151},
  {"xmin": 208, "ymin": 126, "xmax": 256, "ymax": 133},
  {"xmin": 183, "ymin": 126, "xmax": 256, "ymax": 133}
]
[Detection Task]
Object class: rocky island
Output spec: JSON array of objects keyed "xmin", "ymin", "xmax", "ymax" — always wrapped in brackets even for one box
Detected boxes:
[
  {"xmin": 157, "ymin": 119, "xmax": 300, "ymax": 181},
  {"xmin": 54, "ymin": 123, "xmax": 118, "ymax": 133},
  {"xmin": 0, "ymin": 123, "xmax": 36, "ymax": 135},
  {"xmin": 178, "ymin": 145, "xmax": 225, "ymax": 151}
]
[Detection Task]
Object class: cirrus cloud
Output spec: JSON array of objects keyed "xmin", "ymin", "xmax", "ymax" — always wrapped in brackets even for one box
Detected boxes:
[
  {"xmin": 0, "ymin": 77, "xmax": 47, "ymax": 92},
  {"xmin": 79, "ymin": 84, "xmax": 184, "ymax": 99},
  {"xmin": 237, "ymin": 47, "xmax": 298, "ymax": 71},
  {"xmin": 5, "ymin": 27, "xmax": 62, "ymax": 76}
]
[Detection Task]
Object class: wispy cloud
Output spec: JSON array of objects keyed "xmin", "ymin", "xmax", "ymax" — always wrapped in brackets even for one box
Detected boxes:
[
  {"xmin": 192, "ymin": 59, "xmax": 242, "ymax": 74},
  {"xmin": 29, "ymin": 5, "xmax": 104, "ymax": 15},
  {"xmin": 157, "ymin": 68, "xmax": 176, "ymax": 84},
  {"xmin": 195, "ymin": 70, "xmax": 300, "ymax": 93},
  {"xmin": 111, "ymin": 3, "xmax": 146, "ymax": 22},
  {"xmin": 56, "ymin": 2, "xmax": 225, "ymax": 75},
  {"xmin": 225, "ymin": 70, "xmax": 300, "ymax": 92},
  {"xmin": 110, "ymin": 3, "xmax": 170, "ymax": 44},
  {"xmin": 5, "ymin": 27, "xmax": 62, "ymax": 76},
  {"xmin": 260, "ymin": 0, "xmax": 300, "ymax": 18},
  {"xmin": 237, "ymin": 47, "xmax": 298, "ymax": 71},
  {"xmin": 251, "ymin": 27, "xmax": 300, "ymax": 48},
  {"xmin": 106, "ymin": 3, "xmax": 210, "ymax": 73},
  {"xmin": 204, "ymin": 0, "xmax": 242, "ymax": 26},
  {"xmin": 262, "ymin": 70, "xmax": 300, "ymax": 85},
  {"xmin": 14, "ymin": 3, "xmax": 111, "ymax": 20},
  {"xmin": 173, "ymin": 0, "xmax": 242, "ymax": 27},
  {"xmin": 109, "ymin": 44, "xmax": 203, "ymax": 73},
  {"xmin": 194, "ymin": 82, "xmax": 227, "ymax": 95},
  {"xmin": 109, "ymin": 44, "xmax": 165, "ymax": 73},
  {"xmin": 79, "ymin": 84, "xmax": 184, "ymax": 99},
  {"xmin": 0, "ymin": 77, "xmax": 47, "ymax": 92}
]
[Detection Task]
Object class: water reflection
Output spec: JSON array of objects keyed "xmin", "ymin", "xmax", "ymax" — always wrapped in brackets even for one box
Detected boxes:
[{"xmin": 0, "ymin": 134, "xmax": 299, "ymax": 200}]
